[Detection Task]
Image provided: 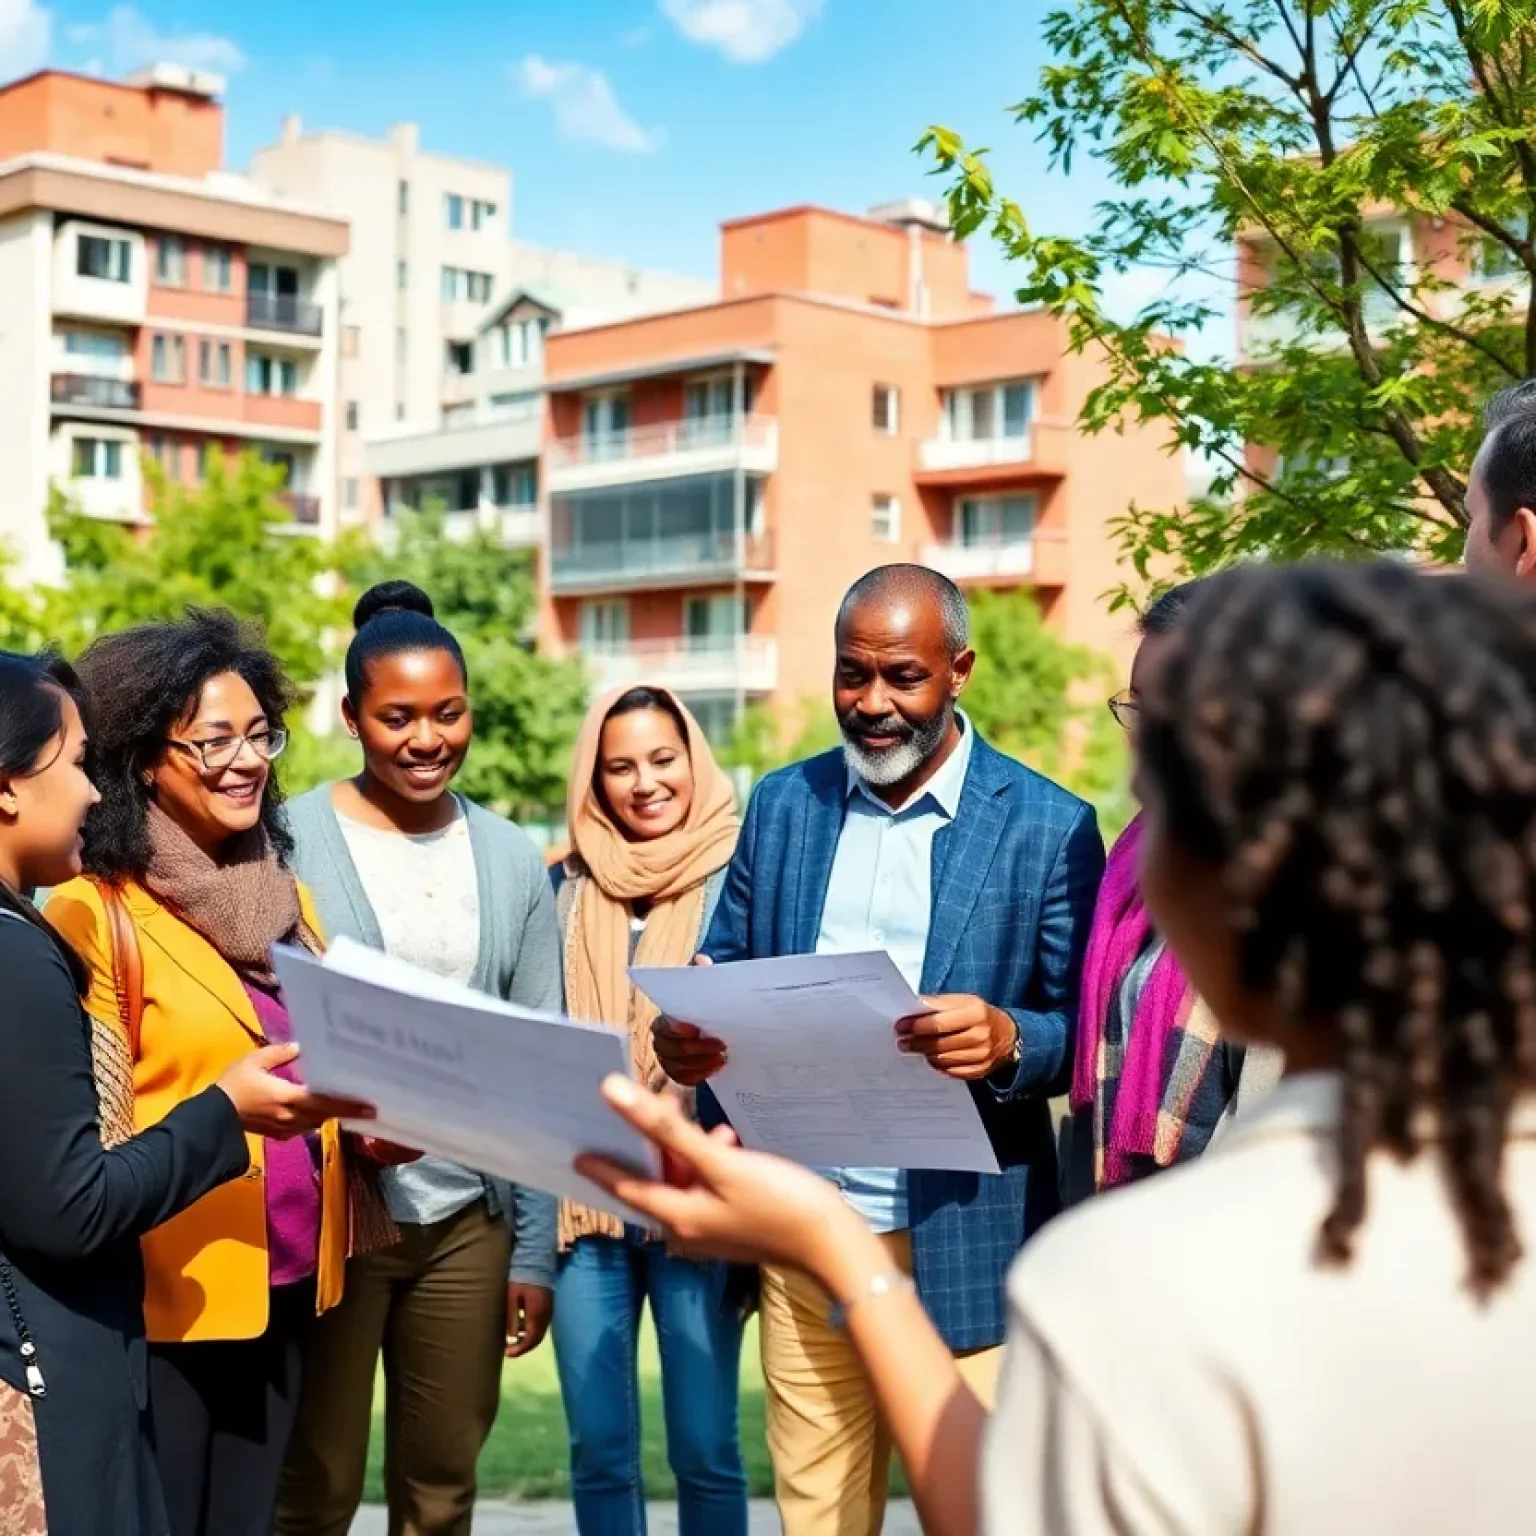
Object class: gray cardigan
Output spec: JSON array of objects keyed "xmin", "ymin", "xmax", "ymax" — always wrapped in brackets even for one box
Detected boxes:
[{"xmin": 285, "ymin": 785, "xmax": 560, "ymax": 1288}]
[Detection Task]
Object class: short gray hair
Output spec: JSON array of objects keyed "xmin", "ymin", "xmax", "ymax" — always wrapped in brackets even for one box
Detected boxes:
[{"xmin": 836, "ymin": 564, "xmax": 970, "ymax": 654}]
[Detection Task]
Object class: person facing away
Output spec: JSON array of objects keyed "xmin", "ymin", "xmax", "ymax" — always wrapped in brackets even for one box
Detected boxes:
[
  {"xmin": 549, "ymin": 684, "xmax": 749, "ymax": 1536},
  {"xmin": 652, "ymin": 563, "xmax": 1105, "ymax": 1536},
  {"xmin": 42, "ymin": 614, "xmax": 381, "ymax": 1536},
  {"xmin": 583, "ymin": 559, "xmax": 1536, "ymax": 1536},
  {"xmin": 277, "ymin": 580, "xmax": 561, "ymax": 1536},
  {"xmin": 1464, "ymin": 379, "xmax": 1536, "ymax": 580},
  {"xmin": 0, "ymin": 650, "xmax": 363, "ymax": 1536},
  {"xmin": 1062, "ymin": 583, "xmax": 1283, "ymax": 1205}
]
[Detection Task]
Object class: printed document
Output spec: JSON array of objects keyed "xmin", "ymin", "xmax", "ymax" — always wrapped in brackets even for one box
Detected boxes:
[
  {"xmin": 630, "ymin": 950, "xmax": 1000, "ymax": 1173},
  {"xmin": 273, "ymin": 937, "xmax": 656, "ymax": 1220}
]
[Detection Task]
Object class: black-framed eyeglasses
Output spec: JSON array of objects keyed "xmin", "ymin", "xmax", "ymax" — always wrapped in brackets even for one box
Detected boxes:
[
  {"xmin": 166, "ymin": 728, "xmax": 288, "ymax": 773},
  {"xmin": 1108, "ymin": 692, "xmax": 1139, "ymax": 730}
]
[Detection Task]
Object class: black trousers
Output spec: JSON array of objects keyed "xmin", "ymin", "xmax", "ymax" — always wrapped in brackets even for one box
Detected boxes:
[{"xmin": 147, "ymin": 1281, "xmax": 315, "ymax": 1536}]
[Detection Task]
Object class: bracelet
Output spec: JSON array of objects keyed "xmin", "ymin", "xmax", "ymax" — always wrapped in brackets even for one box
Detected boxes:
[{"xmin": 827, "ymin": 1270, "xmax": 916, "ymax": 1332}]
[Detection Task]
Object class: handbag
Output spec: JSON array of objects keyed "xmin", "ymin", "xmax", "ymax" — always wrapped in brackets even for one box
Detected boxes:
[{"xmin": 90, "ymin": 883, "xmax": 399, "ymax": 1259}]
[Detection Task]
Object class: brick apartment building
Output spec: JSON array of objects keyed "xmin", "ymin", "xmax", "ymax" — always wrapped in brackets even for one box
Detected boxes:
[
  {"xmin": 538, "ymin": 200, "xmax": 1184, "ymax": 746},
  {"xmin": 0, "ymin": 65, "xmax": 346, "ymax": 582}
]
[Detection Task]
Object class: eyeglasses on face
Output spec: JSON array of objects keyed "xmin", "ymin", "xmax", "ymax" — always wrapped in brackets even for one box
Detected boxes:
[
  {"xmin": 165, "ymin": 728, "xmax": 289, "ymax": 772},
  {"xmin": 1107, "ymin": 692, "xmax": 1139, "ymax": 730}
]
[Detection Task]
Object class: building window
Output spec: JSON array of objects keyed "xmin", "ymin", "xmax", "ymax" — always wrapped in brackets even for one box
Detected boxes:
[
  {"xmin": 492, "ymin": 462, "xmax": 537, "ymax": 508},
  {"xmin": 684, "ymin": 593, "xmax": 744, "ymax": 641},
  {"xmin": 71, "ymin": 436, "xmax": 123, "ymax": 479},
  {"xmin": 873, "ymin": 384, "xmax": 900, "ymax": 435},
  {"xmin": 581, "ymin": 392, "xmax": 632, "ymax": 458},
  {"xmin": 872, "ymin": 494, "xmax": 901, "ymax": 543},
  {"xmin": 440, "ymin": 266, "xmax": 493, "ymax": 303},
  {"xmin": 342, "ymin": 325, "xmax": 361, "ymax": 358},
  {"xmin": 943, "ymin": 380, "xmax": 1035, "ymax": 442},
  {"xmin": 195, "ymin": 441, "xmax": 210, "ymax": 482},
  {"xmin": 150, "ymin": 333, "xmax": 186, "ymax": 384},
  {"xmin": 397, "ymin": 179, "xmax": 410, "ymax": 215},
  {"xmin": 63, "ymin": 329, "xmax": 128, "ymax": 365},
  {"xmin": 345, "ymin": 400, "xmax": 359, "ymax": 432},
  {"xmin": 396, "ymin": 328, "xmax": 407, "ymax": 364},
  {"xmin": 343, "ymin": 477, "xmax": 359, "ymax": 511},
  {"xmin": 77, "ymin": 233, "xmax": 131, "ymax": 283},
  {"xmin": 579, "ymin": 599, "xmax": 630, "ymax": 649},
  {"xmin": 444, "ymin": 193, "xmax": 465, "ymax": 230},
  {"xmin": 198, "ymin": 340, "xmax": 232, "ymax": 388},
  {"xmin": 495, "ymin": 316, "xmax": 547, "ymax": 370},
  {"xmin": 445, "ymin": 341, "xmax": 474, "ymax": 377},
  {"xmin": 471, "ymin": 199, "xmax": 498, "ymax": 232},
  {"xmin": 201, "ymin": 243, "xmax": 233, "ymax": 292},
  {"xmin": 957, "ymin": 493, "xmax": 1036, "ymax": 547},
  {"xmin": 245, "ymin": 352, "xmax": 299, "ymax": 396},
  {"xmin": 397, "ymin": 259, "xmax": 408, "ymax": 292},
  {"xmin": 154, "ymin": 235, "xmax": 186, "ymax": 286},
  {"xmin": 488, "ymin": 390, "xmax": 539, "ymax": 421}
]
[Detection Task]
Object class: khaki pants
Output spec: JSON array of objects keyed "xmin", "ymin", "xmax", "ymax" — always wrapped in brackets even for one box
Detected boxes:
[
  {"xmin": 276, "ymin": 1203, "xmax": 512, "ymax": 1536},
  {"xmin": 760, "ymin": 1230, "xmax": 1001, "ymax": 1536}
]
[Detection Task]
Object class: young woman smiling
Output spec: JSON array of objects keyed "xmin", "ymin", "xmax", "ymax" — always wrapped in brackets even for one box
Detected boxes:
[
  {"xmin": 44, "ymin": 614, "xmax": 373, "ymax": 1536},
  {"xmin": 550, "ymin": 686, "xmax": 748, "ymax": 1536},
  {"xmin": 278, "ymin": 581, "xmax": 561, "ymax": 1536}
]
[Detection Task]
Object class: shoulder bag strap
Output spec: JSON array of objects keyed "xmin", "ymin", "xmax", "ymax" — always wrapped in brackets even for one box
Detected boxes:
[{"xmin": 97, "ymin": 882, "xmax": 144, "ymax": 1061}]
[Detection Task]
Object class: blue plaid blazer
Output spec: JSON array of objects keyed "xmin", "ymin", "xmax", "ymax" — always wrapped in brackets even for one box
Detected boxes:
[{"xmin": 699, "ymin": 735, "xmax": 1105, "ymax": 1352}]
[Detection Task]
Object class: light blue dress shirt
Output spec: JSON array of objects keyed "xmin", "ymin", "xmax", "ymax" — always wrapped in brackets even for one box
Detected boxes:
[{"xmin": 813, "ymin": 715, "xmax": 976, "ymax": 1231}]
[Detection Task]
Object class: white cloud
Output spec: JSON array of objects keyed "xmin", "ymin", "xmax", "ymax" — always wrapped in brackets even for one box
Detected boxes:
[
  {"xmin": 659, "ymin": 0, "xmax": 822, "ymax": 63},
  {"xmin": 0, "ymin": 0, "xmax": 50, "ymax": 78},
  {"xmin": 65, "ymin": 5, "xmax": 245, "ymax": 75},
  {"xmin": 513, "ymin": 55, "xmax": 663, "ymax": 154}
]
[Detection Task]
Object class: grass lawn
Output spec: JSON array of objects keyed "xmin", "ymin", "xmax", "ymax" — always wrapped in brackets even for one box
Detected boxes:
[{"xmin": 361, "ymin": 1315, "xmax": 907, "ymax": 1503}]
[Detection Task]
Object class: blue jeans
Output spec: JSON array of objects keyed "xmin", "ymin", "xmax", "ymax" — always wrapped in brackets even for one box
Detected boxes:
[{"xmin": 552, "ymin": 1235, "xmax": 748, "ymax": 1536}]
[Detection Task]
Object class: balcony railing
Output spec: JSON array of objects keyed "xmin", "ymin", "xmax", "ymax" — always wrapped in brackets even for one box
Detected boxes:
[
  {"xmin": 246, "ymin": 292, "xmax": 323, "ymax": 336},
  {"xmin": 547, "ymin": 415, "xmax": 778, "ymax": 472},
  {"xmin": 51, "ymin": 373, "xmax": 141, "ymax": 411},
  {"xmin": 277, "ymin": 491, "xmax": 321, "ymax": 526},
  {"xmin": 583, "ymin": 635, "xmax": 779, "ymax": 695},
  {"xmin": 922, "ymin": 531, "xmax": 1068, "ymax": 584},
  {"xmin": 549, "ymin": 530, "xmax": 775, "ymax": 590},
  {"xmin": 915, "ymin": 421, "xmax": 1071, "ymax": 478}
]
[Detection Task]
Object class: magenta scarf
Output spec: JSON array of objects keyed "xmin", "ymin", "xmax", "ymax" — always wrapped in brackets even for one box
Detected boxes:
[{"xmin": 1071, "ymin": 815, "xmax": 1195, "ymax": 1184}]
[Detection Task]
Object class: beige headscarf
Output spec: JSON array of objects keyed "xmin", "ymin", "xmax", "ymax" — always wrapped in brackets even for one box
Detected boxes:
[{"xmin": 559, "ymin": 685, "xmax": 739, "ymax": 1247}]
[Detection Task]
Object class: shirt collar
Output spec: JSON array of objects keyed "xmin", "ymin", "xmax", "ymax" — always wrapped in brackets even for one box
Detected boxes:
[{"xmin": 845, "ymin": 711, "xmax": 974, "ymax": 819}]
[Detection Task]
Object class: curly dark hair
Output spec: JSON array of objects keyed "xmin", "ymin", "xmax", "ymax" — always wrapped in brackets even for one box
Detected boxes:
[
  {"xmin": 75, "ymin": 609, "xmax": 297, "ymax": 882},
  {"xmin": 1138, "ymin": 560, "xmax": 1536, "ymax": 1297}
]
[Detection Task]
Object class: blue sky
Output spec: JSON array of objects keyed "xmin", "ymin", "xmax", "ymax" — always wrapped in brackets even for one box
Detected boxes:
[{"xmin": 7, "ymin": 0, "xmax": 1166, "ymax": 316}]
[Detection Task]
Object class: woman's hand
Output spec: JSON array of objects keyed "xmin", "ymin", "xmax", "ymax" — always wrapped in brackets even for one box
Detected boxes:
[
  {"xmin": 575, "ymin": 1075, "xmax": 861, "ymax": 1288},
  {"xmin": 216, "ymin": 1043, "xmax": 376, "ymax": 1139}
]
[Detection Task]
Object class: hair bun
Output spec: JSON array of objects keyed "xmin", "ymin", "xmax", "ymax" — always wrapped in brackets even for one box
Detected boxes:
[{"xmin": 353, "ymin": 580, "xmax": 435, "ymax": 630}]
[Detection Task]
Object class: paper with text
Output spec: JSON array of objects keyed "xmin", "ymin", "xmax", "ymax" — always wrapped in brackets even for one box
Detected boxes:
[
  {"xmin": 630, "ymin": 950, "xmax": 1001, "ymax": 1174},
  {"xmin": 273, "ymin": 937, "xmax": 656, "ymax": 1219}
]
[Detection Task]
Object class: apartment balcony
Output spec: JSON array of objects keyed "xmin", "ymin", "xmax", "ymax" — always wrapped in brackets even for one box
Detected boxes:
[
  {"xmin": 277, "ymin": 491, "xmax": 321, "ymax": 526},
  {"xmin": 244, "ymin": 395, "xmax": 323, "ymax": 438},
  {"xmin": 366, "ymin": 413, "xmax": 541, "ymax": 480},
  {"xmin": 922, "ymin": 530, "xmax": 1069, "ymax": 586},
  {"xmin": 915, "ymin": 422, "xmax": 1070, "ymax": 485},
  {"xmin": 65, "ymin": 476, "xmax": 146, "ymax": 525},
  {"xmin": 584, "ymin": 636, "xmax": 779, "ymax": 697},
  {"xmin": 51, "ymin": 373, "xmax": 142, "ymax": 412},
  {"xmin": 549, "ymin": 530, "xmax": 777, "ymax": 595},
  {"xmin": 546, "ymin": 415, "xmax": 779, "ymax": 494},
  {"xmin": 245, "ymin": 292, "xmax": 324, "ymax": 338},
  {"xmin": 442, "ymin": 505, "xmax": 540, "ymax": 547}
]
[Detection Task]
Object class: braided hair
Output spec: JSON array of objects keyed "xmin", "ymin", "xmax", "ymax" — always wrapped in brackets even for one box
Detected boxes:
[{"xmin": 1137, "ymin": 560, "xmax": 1536, "ymax": 1296}]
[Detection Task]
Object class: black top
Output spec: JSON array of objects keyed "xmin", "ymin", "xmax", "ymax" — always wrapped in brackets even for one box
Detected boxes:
[{"xmin": 0, "ymin": 911, "xmax": 249, "ymax": 1535}]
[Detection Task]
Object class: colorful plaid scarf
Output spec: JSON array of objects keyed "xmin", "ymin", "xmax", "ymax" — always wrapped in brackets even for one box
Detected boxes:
[{"xmin": 1071, "ymin": 816, "xmax": 1229, "ymax": 1191}]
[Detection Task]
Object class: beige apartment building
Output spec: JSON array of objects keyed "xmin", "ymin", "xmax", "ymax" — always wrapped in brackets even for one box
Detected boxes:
[
  {"xmin": 249, "ymin": 120, "xmax": 709, "ymax": 529},
  {"xmin": 0, "ymin": 65, "xmax": 347, "ymax": 582}
]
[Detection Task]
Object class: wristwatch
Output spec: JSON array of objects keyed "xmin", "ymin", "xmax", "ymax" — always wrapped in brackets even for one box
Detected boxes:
[{"xmin": 992, "ymin": 1019, "xmax": 1022, "ymax": 1079}]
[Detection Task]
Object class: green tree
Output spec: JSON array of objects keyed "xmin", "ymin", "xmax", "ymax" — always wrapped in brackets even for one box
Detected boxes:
[
  {"xmin": 346, "ymin": 510, "xmax": 588, "ymax": 819},
  {"xmin": 45, "ymin": 450, "xmax": 349, "ymax": 680},
  {"xmin": 920, "ymin": 0, "xmax": 1536, "ymax": 590}
]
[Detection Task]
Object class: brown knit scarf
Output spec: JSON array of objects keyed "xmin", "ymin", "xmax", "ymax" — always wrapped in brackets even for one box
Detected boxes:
[
  {"xmin": 557, "ymin": 686, "xmax": 739, "ymax": 1249},
  {"xmin": 142, "ymin": 802, "xmax": 312, "ymax": 984}
]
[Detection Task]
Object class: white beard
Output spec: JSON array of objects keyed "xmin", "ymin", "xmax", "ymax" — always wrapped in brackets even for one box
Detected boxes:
[{"xmin": 841, "ymin": 734, "xmax": 928, "ymax": 787}]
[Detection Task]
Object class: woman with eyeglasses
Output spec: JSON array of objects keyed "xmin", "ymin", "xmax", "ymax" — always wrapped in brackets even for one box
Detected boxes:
[
  {"xmin": 45, "ymin": 610, "xmax": 374, "ymax": 1536},
  {"xmin": 1063, "ymin": 582, "xmax": 1282, "ymax": 1205}
]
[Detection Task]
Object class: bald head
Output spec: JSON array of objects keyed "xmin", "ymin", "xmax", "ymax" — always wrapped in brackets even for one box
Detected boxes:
[{"xmin": 836, "ymin": 564, "xmax": 970, "ymax": 655}]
